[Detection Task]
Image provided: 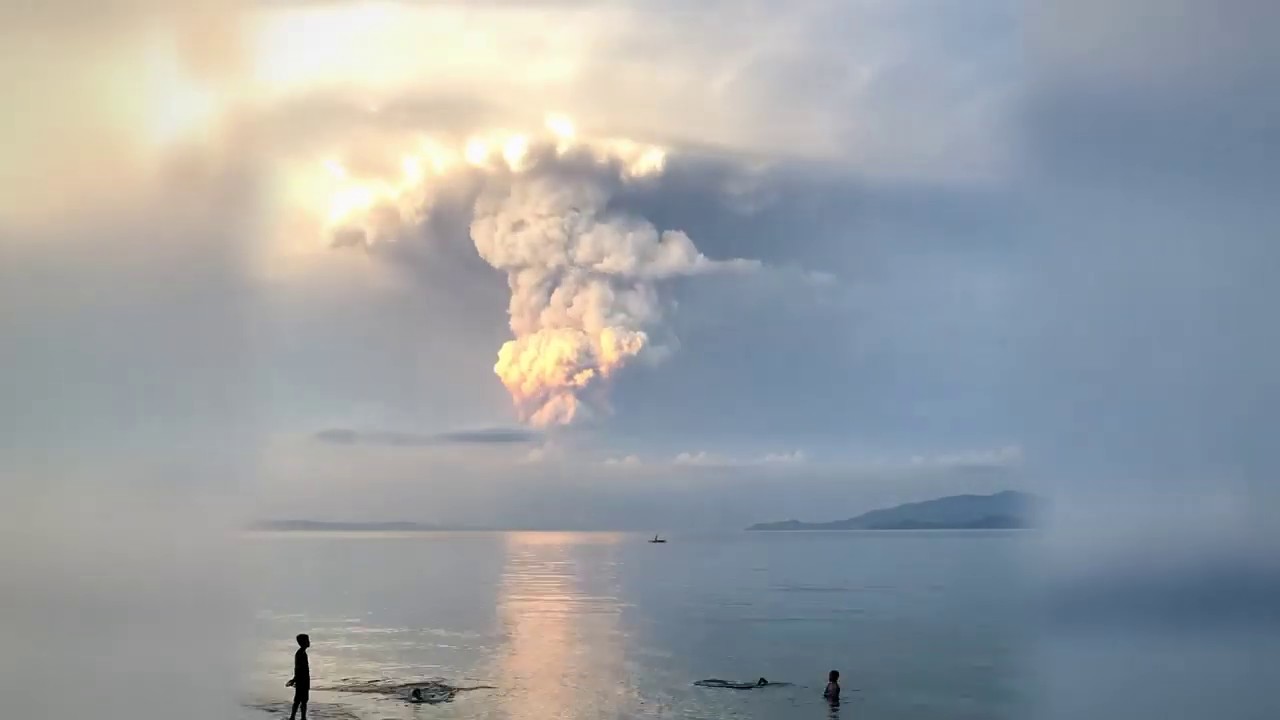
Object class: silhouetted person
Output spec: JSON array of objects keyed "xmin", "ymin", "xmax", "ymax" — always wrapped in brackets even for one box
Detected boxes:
[
  {"xmin": 285, "ymin": 634, "xmax": 310, "ymax": 720},
  {"xmin": 824, "ymin": 669, "xmax": 840, "ymax": 704}
]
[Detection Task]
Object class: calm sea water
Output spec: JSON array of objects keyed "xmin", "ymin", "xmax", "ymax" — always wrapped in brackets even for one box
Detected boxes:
[{"xmin": 241, "ymin": 531, "xmax": 1031, "ymax": 720}]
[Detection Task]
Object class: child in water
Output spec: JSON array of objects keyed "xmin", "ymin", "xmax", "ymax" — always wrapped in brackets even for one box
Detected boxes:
[{"xmin": 823, "ymin": 670, "xmax": 840, "ymax": 703}]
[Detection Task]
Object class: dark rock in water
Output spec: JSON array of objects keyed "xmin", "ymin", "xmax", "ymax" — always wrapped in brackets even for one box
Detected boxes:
[{"xmin": 408, "ymin": 687, "xmax": 455, "ymax": 704}]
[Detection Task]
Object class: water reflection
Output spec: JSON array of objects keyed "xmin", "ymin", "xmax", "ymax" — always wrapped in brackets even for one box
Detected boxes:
[{"xmin": 492, "ymin": 532, "xmax": 630, "ymax": 720}]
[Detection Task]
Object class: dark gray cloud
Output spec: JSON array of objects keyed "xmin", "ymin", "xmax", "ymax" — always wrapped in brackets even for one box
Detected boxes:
[
  {"xmin": 1026, "ymin": 0, "xmax": 1280, "ymax": 190},
  {"xmin": 1011, "ymin": 0, "xmax": 1280, "ymax": 483},
  {"xmin": 314, "ymin": 426, "xmax": 540, "ymax": 446}
]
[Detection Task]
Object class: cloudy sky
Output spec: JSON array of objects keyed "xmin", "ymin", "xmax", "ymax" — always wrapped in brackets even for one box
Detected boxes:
[{"xmin": 3, "ymin": 0, "xmax": 1276, "ymax": 532}]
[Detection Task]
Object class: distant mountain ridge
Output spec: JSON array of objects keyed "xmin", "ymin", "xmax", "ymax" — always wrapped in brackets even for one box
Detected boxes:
[{"xmin": 747, "ymin": 491, "xmax": 1041, "ymax": 531}]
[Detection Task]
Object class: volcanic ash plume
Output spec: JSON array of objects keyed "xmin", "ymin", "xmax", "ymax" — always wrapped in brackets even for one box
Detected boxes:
[
  {"xmin": 306, "ymin": 118, "xmax": 760, "ymax": 426},
  {"xmin": 471, "ymin": 176, "xmax": 756, "ymax": 426}
]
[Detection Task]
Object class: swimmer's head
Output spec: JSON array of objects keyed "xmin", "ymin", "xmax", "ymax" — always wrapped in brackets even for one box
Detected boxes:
[
  {"xmin": 296, "ymin": 633, "xmax": 310, "ymax": 649},
  {"xmin": 828, "ymin": 670, "xmax": 839, "ymax": 683}
]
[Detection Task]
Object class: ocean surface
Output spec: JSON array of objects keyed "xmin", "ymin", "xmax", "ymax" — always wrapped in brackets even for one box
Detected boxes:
[{"xmin": 240, "ymin": 531, "xmax": 1032, "ymax": 720}]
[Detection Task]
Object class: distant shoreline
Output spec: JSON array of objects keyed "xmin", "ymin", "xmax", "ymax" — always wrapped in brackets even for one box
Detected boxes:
[
  {"xmin": 244, "ymin": 526, "xmax": 1035, "ymax": 535},
  {"xmin": 746, "ymin": 491, "xmax": 1042, "ymax": 532}
]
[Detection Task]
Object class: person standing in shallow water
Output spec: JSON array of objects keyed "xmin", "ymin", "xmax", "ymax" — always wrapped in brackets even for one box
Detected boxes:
[
  {"xmin": 285, "ymin": 634, "xmax": 310, "ymax": 720},
  {"xmin": 823, "ymin": 669, "xmax": 841, "ymax": 704}
]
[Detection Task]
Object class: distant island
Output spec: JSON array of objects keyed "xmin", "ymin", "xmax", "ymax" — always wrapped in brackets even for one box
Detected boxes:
[
  {"xmin": 249, "ymin": 520, "xmax": 478, "ymax": 532},
  {"xmin": 747, "ymin": 490, "xmax": 1041, "ymax": 531}
]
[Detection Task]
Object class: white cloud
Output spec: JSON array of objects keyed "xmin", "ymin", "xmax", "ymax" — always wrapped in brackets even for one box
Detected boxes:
[
  {"xmin": 603, "ymin": 454, "xmax": 641, "ymax": 466},
  {"xmin": 672, "ymin": 449, "xmax": 809, "ymax": 467},
  {"xmin": 936, "ymin": 445, "xmax": 1023, "ymax": 468},
  {"xmin": 673, "ymin": 450, "xmax": 725, "ymax": 466},
  {"xmin": 904, "ymin": 445, "xmax": 1023, "ymax": 470}
]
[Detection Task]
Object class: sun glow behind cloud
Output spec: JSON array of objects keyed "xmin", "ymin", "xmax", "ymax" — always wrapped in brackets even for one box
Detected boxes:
[{"xmin": 244, "ymin": 1, "xmax": 593, "ymax": 107}]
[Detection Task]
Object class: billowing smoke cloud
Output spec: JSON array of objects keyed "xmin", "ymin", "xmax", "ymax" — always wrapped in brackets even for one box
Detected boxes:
[
  {"xmin": 472, "ymin": 174, "xmax": 757, "ymax": 425},
  {"xmin": 310, "ymin": 120, "xmax": 761, "ymax": 426}
]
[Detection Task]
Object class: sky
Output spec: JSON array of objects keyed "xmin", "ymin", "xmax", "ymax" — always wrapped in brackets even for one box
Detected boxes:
[
  {"xmin": 3, "ymin": 2, "xmax": 1277, "ymax": 719},
  {"xmin": 2, "ymin": 0, "xmax": 1276, "ymax": 535}
]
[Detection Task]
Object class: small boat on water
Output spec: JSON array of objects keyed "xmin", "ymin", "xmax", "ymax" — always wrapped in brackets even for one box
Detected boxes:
[{"xmin": 649, "ymin": 534, "xmax": 667, "ymax": 543}]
